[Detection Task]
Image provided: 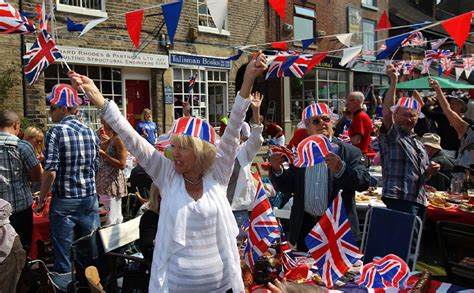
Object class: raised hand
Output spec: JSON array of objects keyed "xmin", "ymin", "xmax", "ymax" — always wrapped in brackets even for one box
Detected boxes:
[
  {"xmin": 386, "ymin": 64, "xmax": 399, "ymax": 80},
  {"xmin": 251, "ymin": 91, "xmax": 264, "ymax": 110},
  {"xmin": 68, "ymin": 71, "xmax": 105, "ymax": 108},
  {"xmin": 429, "ymin": 78, "xmax": 441, "ymax": 92}
]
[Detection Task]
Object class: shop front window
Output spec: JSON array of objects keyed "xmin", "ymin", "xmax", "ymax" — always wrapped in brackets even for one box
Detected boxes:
[
  {"xmin": 44, "ymin": 64, "xmax": 122, "ymax": 130},
  {"xmin": 290, "ymin": 68, "xmax": 348, "ymax": 125}
]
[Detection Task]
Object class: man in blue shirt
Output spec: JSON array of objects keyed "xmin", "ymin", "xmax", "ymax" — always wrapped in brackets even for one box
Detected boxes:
[
  {"xmin": 136, "ymin": 108, "xmax": 158, "ymax": 145},
  {"xmin": 36, "ymin": 94, "xmax": 100, "ymax": 274}
]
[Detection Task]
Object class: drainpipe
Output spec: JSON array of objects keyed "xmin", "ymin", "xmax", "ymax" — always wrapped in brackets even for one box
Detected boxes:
[{"xmin": 19, "ymin": 0, "xmax": 27, "ymax": 117}]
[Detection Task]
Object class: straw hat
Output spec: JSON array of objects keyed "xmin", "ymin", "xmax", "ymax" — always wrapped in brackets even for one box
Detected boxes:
[{"xmin": 420, "ymin": 133, "xmax": 441, "ymax": 150}]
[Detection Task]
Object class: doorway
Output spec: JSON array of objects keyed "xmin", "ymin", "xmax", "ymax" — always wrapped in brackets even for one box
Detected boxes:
[
  {"xmin": 208, "ymin": 84, "xmax": 225, "ymax": 127},
  {"xmin": 125, "ymin": 80, "xmax": 150, "ymax": 128}
]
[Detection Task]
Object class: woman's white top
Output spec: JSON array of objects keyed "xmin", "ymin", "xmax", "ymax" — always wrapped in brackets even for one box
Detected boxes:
[{"xmin": 102, "ymin": 94, "xmax": 250, "ymax": 292}]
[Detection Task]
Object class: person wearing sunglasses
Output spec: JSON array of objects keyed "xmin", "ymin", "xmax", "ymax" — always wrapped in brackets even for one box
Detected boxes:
[{"xmin": 269, "ymin": 103, "xmax": 370, "ymax": 251}]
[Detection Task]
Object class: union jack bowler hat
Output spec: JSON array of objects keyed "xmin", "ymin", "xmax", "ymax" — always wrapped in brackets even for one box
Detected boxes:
[
  {"xmin": 301, "ymin": 103, "xmax": 331, "ymax": 121},
  {"xmin": 389, "ymin": 97, "xmax": 425, "ymax": 118},
  {"xmin": 170, "ymin": 116, "xmax": 216, "ymax": 145},
  {"xmin": 46, "ymin": 84, "xmax": 83, "ymax": 107}
]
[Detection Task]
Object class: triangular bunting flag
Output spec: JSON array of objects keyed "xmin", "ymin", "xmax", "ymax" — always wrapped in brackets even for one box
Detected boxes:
[
  {"xmin": 336, "ymin": 33, "xmax": 353, "ymax": 47},
  {"xmin": 206, "ymin": 0, "xmax": 227, "ymax": 33},
  {"xmin": 340, "ymin": 46, "xmax": 362, "ymax": 67},
  {"xmin": 430, "ymin": 37, "xmax": 448, "ymax": 50},
  {"xmin": 66, "ymin": 17, "xmax": 84, "ymax": 32},
  {"xmin": 441, "ymin": 12, "xmax": 473, "ymax": 49},
  {"xmin": 226, "ymin": 49, "xmax": 243, "ymax": 61},
  {"xmin": 421, "ymin": 59, "xmax": 432, "ymax": 74},
  {"xmin": 125, "ymin": 10, "xmax": 144, "ymax": 49},
  {"xmin": 376, "ymin": 10, "xmax": 391, "ymax": 30},
  {"xmin": 268, "ymin": 0, "xmax": 286, "ymax": 21},
  {"xmin": 162, "ymin": 0, "xmax": 183, "ymax": 44},
  {"xmin": 455, "ymin": 67, "xmax": 464, "ymax": 81},
  {"xmin": 376, "ymin": 33, "xmax": 410, "ymax": 60},
  {"xmin": 306, "ymin": 52, "xmax": 328, "ymax": 72},
  {"xmin": 79, "ymin": 17, "xmax": 108, "ymax": 37},
  {"xmin": 271, "ymin": 41, "xmax": 287, "ymax": 50},
  {"xmin": 301, "ymin": 38, "xmax": 314, "ymax": 51}
]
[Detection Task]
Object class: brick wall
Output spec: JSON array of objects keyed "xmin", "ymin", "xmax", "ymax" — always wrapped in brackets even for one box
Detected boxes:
[{"xmin": 0, "ymin": 0, "xmax": 265, "ymax": 131}]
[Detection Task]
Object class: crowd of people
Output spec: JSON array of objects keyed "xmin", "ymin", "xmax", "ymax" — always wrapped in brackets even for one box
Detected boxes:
[{"xmin": 0, "ymin": 52, "xmax": 473, "ymax": 292}]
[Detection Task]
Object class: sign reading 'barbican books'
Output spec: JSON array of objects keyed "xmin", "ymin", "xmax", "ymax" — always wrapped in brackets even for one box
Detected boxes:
[
  {"xmin": 170, "ymin": 53, "xmax": 231, "ymax": 69},
  {"xmin": 26, "ymin": 44, "xmax": 169, "ymax": 68}
]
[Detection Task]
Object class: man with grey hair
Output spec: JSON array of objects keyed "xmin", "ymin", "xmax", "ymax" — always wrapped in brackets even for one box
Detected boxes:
[
  {"xmin": 0, "ymin": 110, "xmax": 42, "ymax": 251},
  {"xmin": 346, "ymin": 91, "xmax": 373, "ymax": 156}
]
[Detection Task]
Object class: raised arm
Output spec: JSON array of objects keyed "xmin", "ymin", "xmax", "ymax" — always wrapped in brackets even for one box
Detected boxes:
[
  {"xmin": 429, "ymin": 78, "xmax": 468, "ymax": 138},
  {"xmin": 213, "ymin": 53, "xmax": 267, "ymax": 185},
  {"xmin": 382, "ymin": 65, "xmax": 398, "ymax": 131},
  {"xmin": 69, "ymin": 72, "xmax": 172, "ymax": 190}
]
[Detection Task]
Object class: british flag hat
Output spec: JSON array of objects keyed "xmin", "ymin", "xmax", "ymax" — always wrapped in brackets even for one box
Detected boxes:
[
  {"xmin": 389, "ymin": 97, "xmax": 425, "ymax": 118},
  {"xmin": 170, "ymin": 116, "xmax": 216, "ymax": 145},
  {"xmin": 46, "ymin": 84, "xmax": 83, "ymax": 107}
]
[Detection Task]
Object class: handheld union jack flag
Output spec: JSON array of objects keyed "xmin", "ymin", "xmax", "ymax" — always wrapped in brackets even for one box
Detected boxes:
[
  {"xmin": 294, "ymin": 134, "xmax": 334, "ymax": 168},
  {"xmin": 338, "ymin": 125, "xmax": 351, "ymax": 144},
  {"xmin": 23, "ymin": 29, "xmax": 63, "ymax": 85},
  {"xmin": 373, "ymin": 254, "xmax": 410, "ymax": 289},
  {"xmin": 244, "ymin": 179, "xmax": 280, "ymax": 267},
  {"xmin": 401, "ymin": 31, "xmax": 424, "ymax": 47},
  {"xmin": 0, "ymin": 0, "xmax": 35, "ymax": 34},
  {"xmin": 424, "ymin": 49, "xmax": 453, "ymax": 61},
  {"xmin": 304, "ymin": 193, "xmax": 363, "ymax": 288},
  {"xmin": 280, "ymin": 227, "xmax": 306, "ymax": 274},
  {"xmin": 266, "ymin": 52, "xmax": 313, "ymax": 79},
  {"xmin": 463, "ymin": 57, "xmax": 474, "ymax": 77},
  {"xmin": 170, "ymin": 116, "xmax": 216, "ymax": 145},
  {"xmin": 269, "ymin": 144, "xmax": 295, "ymax": 164},
  {"xmin": 187, "ymin": 72, "xmax": 198, "ymax": 93},
  {"xmin": 46, "ymin": 83, "xmax": 82, "ymax": 107}
]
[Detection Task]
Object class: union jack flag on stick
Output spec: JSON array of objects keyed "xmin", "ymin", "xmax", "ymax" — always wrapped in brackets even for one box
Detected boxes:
[
  {"xmin": 294, "ymin": 134, "xmax": 334, "ymax": 168},
  {"xmin": 0, "ymin": 0, "xmax": 35, "ymax": 34},
  {"xmin": 304, "ymin": 193, "xmax": 363, "ymax": 288},
  {"xmin": 401, "ymin": 31, "xmax": 424, "ymax": 47},
  {"xmin": 338, "ymin": 125, "xmax": 351, "ymax": 144},
  {"xmin": 23, "ymin": 29, "xmax": 63, "ymax": 85},
  {"xmin": 244, "ymin": 179, "xmax": 280, "ymax": 267},
  {"xmin": 269, "ymin": 144, "xmax": 295, "ymax": 164}
]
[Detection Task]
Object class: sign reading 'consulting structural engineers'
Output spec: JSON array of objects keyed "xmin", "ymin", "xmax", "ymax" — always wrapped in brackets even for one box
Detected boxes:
[
  {"xmin": 170, "ymin": 53, "xmax": 231, "ymax": 69},
  {"xmin": 26, "ymin": 44, "xmax": 170, "ymax": 69}
]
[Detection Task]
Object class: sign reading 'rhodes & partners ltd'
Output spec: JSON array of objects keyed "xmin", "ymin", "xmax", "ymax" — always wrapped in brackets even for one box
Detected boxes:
[
  {"xmin": 170, "ymin": 53, "xmax": 231, "ymax": 69},
  {"xmin": 25, "ymin": 44, "xmax": 170, "ymax": 69}
]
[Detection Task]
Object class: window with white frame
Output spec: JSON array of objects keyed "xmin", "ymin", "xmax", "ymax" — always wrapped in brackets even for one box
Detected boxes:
[
  {"xmin": 361, "ymin": 0, "xmax": 377, "ymax": 8},
  {"xmin": 362, "ymin": 19, "xmax": 376, "ymax": 55},
  {"xmin": 173, "ymin": 68, "xmax": 207, "ymax": 120},
  {"xmin": 294, "ymin": 6, "xmax": 316, "ymax": 41},
  {"xmin": 197, "ymin": 0, "xmax": 228, "ymax": 32},
  {"xmin": 44, "ymin": 64, "xmax": 122, "ymax": 130},
  {"xmin": 57, "ymin": 0, "xmax": 107, "ymax": 17}
]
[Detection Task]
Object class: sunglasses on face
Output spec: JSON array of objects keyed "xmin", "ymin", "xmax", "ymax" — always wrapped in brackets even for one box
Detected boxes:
[
  {"xmin": 50, "ymin": 105, "xmax": 61, "ymax": 111},
  {"xmin": 312, "ymin": 116, "xmax": 331, "ymax": 125}
]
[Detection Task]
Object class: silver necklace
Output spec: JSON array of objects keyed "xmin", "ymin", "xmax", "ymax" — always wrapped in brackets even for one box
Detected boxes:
[{"xmin": 183, "ymin": 176, "xmax": 202, "ymax": 185}]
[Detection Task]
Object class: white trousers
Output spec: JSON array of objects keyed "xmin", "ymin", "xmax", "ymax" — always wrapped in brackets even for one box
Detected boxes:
[{"xmin": 99, "ymin": 195, "xmax": 123, "ymax": 226}]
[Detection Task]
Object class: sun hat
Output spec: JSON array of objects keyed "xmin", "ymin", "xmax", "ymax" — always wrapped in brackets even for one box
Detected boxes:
[
  {"xmin": 389, "ymin": 97, "xmax": 425, "ymax": 118},
  {"xmin": 46, "ymin": 84, "xmax": 83, "ymax": 107},
  {"xmin": 301, "ymin": 103, "xmax": 331, "ymax": 121},
  {"xmin": 420, "ymin": 133, "xmax": 441, "ymax": 150}
]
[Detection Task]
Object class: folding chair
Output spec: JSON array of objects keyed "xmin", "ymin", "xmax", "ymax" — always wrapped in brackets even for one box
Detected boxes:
[
  {"xmin": 361, "ymin": 207, "xmax": 423, "ymax": 271},
  {"xmin": 437, "ymin": 221, "xmax": 474, "ymax": 287},
  {"xmin": 99, "ymin": 215, "xmax": 151, "ymax": 293}
]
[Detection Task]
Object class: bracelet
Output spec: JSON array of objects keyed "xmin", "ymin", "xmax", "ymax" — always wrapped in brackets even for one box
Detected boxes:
[{"xmin": 98, "ymin": 99, "xmax": 110, "ymax": 117}]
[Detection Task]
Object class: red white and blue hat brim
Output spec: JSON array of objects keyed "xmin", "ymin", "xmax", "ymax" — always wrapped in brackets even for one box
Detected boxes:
[
  {"xmin": 389, "ymin": 104, "xmax": 425, "ymax": 118},
  {"xmin": 46, "ymin": 84, "xmax": 82, "ymax": 107}
]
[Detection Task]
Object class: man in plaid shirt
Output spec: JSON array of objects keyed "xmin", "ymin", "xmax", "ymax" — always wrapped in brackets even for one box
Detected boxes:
[
  {"xmin": 36, "ymin": 103, "xmax": 100, "ymax": 274},
  {"xmin": 0, "ymin": 110, "xmax": 42, "ymax": 250}
]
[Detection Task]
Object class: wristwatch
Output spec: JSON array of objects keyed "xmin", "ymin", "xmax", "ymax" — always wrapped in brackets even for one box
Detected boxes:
[{"xmin": 98, "ymin": 99, "xmax": 110, "ymax": 117}]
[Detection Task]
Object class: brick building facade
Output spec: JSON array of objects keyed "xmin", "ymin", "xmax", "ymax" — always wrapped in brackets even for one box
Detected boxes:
[
  {"xmin": 264, "ymin": 0, "xmax": 389, "ymax": 138},
  {"xmin": 0, "ymin": 0, "xmax": 265, "ymax": 133}
]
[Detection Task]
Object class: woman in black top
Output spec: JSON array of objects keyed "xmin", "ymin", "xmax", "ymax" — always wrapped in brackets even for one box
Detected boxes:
[{"xmin": 139, "ymin": 184, "xmax": 160, "ymax": 263}]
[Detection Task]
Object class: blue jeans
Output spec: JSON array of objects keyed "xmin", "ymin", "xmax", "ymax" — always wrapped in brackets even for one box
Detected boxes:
[
  {"xmin": 49, "ymin": 196, "xmax": 100, "ymax": 273},
  {"xmin": 382, "ymin": 197, "xmax": 426, "ymax": 220}
]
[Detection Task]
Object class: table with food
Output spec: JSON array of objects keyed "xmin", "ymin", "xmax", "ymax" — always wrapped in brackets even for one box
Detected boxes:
[{"xmin": 426, "ymin": 191, "xmax": 474, "ymax": 226}]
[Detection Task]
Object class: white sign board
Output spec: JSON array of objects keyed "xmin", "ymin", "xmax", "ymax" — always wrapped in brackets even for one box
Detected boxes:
[{"xmin": 26, "ymin": 44, "xmax": 169, "ymax": 69}]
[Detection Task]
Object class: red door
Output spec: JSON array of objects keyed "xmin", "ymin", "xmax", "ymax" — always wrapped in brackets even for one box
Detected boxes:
[{"xmin": 126, "ymin": 80, "xmax": 150, "ymax": 128}]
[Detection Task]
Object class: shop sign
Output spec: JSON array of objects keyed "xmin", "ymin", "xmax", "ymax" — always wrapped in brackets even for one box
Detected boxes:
[
  {"xmin": 25, "ymin": 44, "xmax": 170, "ymax": 68},
  {"xmin": 352, "ymin": 61, "xmax": 385, "ymax": 74},
  {"xmin": 170, "ymin": 53, "xmax": 231, "ymax": 69},
  {"xmin": 315, "ymin": 56, "xmax": 345, "ymax": 70}
]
